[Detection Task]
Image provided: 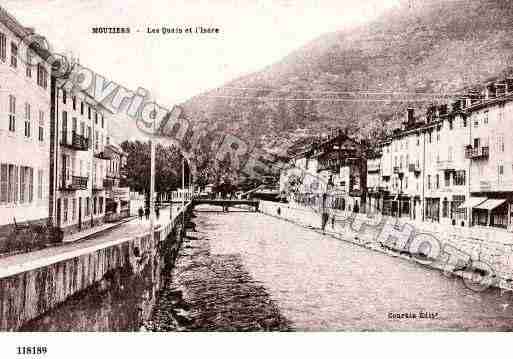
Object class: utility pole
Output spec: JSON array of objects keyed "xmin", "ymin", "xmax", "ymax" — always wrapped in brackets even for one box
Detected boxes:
[{"xmin": 150, "ymin": 102, "xmax": 156, "ymax": 239}]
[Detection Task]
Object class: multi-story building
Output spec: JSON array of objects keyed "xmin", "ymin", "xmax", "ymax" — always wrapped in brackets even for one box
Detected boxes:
[
  {"xmin": 465, "ymin": 79, "xmax": 513, "ymax": 228},
  {"xmin": 280, "ymin": 129, "xmax": 367, "ymax": 212},
  {"xmin": 104, "ymin": 140, "xmax": 129, "ymax": 219},
  {"xmin": 370, "ymin": 76, "xmax": 513, "ymax": 230},
  {"xmin": 49, "ymin": 82, "xmax": 112, "ymax": 235},
  {"xmin": 0, "ymin": 7, "xmax": 52, "ymax": 234}
]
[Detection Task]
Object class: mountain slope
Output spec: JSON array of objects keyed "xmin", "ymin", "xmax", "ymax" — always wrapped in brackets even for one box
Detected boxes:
[{"xmin": 181, "ymin": 0, "xmax": 513, "ymax": 158}]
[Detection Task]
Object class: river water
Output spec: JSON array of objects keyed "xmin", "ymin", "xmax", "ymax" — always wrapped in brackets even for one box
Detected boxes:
[{"xmin": 150, "ymin": 205, "xmax": 513, "ymax": 331}]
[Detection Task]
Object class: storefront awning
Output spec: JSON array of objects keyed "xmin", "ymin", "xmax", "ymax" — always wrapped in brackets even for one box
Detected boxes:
[
  {"xmin": 458, "ymin": 197, "xmax": 487, "ymax": 209},
  {"xmin": 474, "ymin": 199, "xmax": 507, "ymax": 211}
]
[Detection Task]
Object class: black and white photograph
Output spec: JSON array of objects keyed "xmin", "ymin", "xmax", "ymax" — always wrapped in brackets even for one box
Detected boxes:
[{"xmin": 0, "ymin": 0, "xmax": 513, "ymax": 356}]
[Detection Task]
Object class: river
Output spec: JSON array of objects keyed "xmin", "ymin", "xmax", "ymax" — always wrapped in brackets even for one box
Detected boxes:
[{"xmin": 150, "ymin": 205, "xmax": 513, "ymax": 331}]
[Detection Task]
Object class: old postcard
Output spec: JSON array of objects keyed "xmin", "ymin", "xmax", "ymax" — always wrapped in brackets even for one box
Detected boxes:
[{"xmin": 0, "ymin": 0, "xmax": 512, "ymax": 356}]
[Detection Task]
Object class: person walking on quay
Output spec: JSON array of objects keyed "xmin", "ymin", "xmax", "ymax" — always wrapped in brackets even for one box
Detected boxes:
[
  {"xmin": 145, "ymin": 206, "xmax": 150, "ymax": 220},
  {"xmin": 138, "ymin": 207, "xmax": 143, "ymax": 221}
]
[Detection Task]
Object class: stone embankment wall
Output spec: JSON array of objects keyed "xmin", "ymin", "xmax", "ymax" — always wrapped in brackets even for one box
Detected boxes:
[
  {"xmin": 0, "ymin": 204, "xmax": 191, "ymax": 331},
  {"xmin": 259, "ymin": 201, "xmax": 513, "ymax": 291}
]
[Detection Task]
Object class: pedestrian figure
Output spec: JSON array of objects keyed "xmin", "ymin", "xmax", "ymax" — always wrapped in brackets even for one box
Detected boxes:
[
  {"xmin": 321, "ymin": 211, "xmax": 329, "ymax": 233},
  {"xmin": 138, "ymin": 207, "xmax": 143, "ymax": 221},
  {"xmin": 145, "ymin": 207, "xmax": 150, "ymax": 220},
  {"xmin": 155, "ymin": 206, "xmax": 160, "ymax": 221}
]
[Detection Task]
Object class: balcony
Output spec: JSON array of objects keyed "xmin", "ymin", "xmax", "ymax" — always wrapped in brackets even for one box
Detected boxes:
[
  {"xmin": 367, "ymin": 163, "xmax": 380, "ymax": 173},
  {"xmin": 60, "ymin": 175, "xmax": 88, "ymax": 191},
  {"xmin": 103, "ymin": 178, "xmax": 116, "ymax": 189},
  {"xmin": 92, "ymin": 181, "xmax": 104, "ymax": 191},
  {"xmin": 436, "ymin": 160, "xmax": 455, "ymax": 172},
  {"xmin": 393, "ymin": 166, "xmax": 404, "ymax": 175},
  {"xmin": 61, "ymin": 132, "xmax": 89, "ymax": 151},
  {"xmin": 408, "ymin": 163, "xmax": 421, "ymax": 174},
  {"xmin": 94, "ymin": 151, "xmax": 112, "ymax": 160},
  {"xmin": 465, "ymin": 146, "xmax": 489, "ymax": 160}
]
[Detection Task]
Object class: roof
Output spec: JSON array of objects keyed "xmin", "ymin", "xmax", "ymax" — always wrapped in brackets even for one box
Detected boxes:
[{"xmin": 0, "ymin": 6, "xmax": 52, "ymax": 62}]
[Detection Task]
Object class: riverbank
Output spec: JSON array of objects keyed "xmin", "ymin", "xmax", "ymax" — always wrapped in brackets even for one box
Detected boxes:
[{"xmin": 258, "ymin": 201, "xmax": 513, "ymax": 293}]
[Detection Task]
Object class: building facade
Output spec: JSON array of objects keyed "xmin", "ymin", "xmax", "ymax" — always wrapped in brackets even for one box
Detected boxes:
[
  {"xmin": 369, "ymin": 76, "xmax": 513, "ymax": 230},
  {"xmin": 280, "ymin": 130, "xmax": 367, "ymax": 212},
  {"xmin": 104, "ymin": 142, "xmax": 130, "ymax": 220},
  {"xmin": 49, "ymin": 84, "xmax": 112, "ymax": 235},
  {"xmin": 0, "ymin": 7, "xmax": 52, "ymax": 233}
]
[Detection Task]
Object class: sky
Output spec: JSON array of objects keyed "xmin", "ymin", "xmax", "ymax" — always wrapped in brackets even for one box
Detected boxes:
[{"xmin": 4, "ymin": 0, "xmax": 401, "ymax": 108}]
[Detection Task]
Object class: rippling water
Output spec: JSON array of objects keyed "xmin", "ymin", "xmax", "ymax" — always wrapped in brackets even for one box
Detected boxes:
[{"xmin": 153, "ymin": 205, "xmax": 513, "ymax": 331}]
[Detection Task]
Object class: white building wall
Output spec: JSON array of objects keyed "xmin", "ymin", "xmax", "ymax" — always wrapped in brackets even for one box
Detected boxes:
[{"xmin": 0, "ymin": 20, "xmax": 51, "ymax": 226}]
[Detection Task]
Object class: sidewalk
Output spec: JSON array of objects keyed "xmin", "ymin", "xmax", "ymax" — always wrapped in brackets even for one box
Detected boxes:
[
  {"xmin": 0, "ymin": 206, "xmax": 176, "ymax": 279},
  {"xmin": 62, "ymin": 216, "xmax": 137, "ymax": 243}
]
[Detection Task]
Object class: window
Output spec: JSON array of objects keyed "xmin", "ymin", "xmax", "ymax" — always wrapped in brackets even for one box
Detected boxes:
[
  {"xmin": 72, "ymin": 96, "xmax": 77, "ymax": 110},
  {"xmin": 463, "ymin": 117, "xmax": 467, "ymax": 127},
  {"xmin": 101, "ymin": 115, "xmax": 104, "ymax": 129},
  {"xmin": 38, "ymin": 111, "xmax": 44, "ymax": 141},
  {"xmin": 10, "ymin": 42, "xmax": 17, "ymax": 68},
  {"xmin": 36, "ymin": 63, "xmax": 48, "ymax": 89},
  {"xmin": 95, "ymin": 112, "xmax": 98, "ymax": 124},
  {"xmin": 474, "ymin": 118, "xmax": 479, "ymax": 128},
  {"xmin": 85, "ymin": 197, "xmax": 90, "ymax": 216},
  {"xmin": 88, "ymin": 106, "xmax": 91, "ymax": 120},
  {"xmin": 0, "ymin": 164, "xmax": 7, "ymax": 203},
  {"xmin": 28, "ymin": 168, "xmax": 33, "ymax": 203},
  {"xmin": 484, "ymin": 110, "xmax": 489, "ymax": 124},
  {"xmin": 454, "ymin": 171, "xmax": 466, "ymax": 186},
  {"xmin": 427, "ymin": 175, "xmax": 431, "ymax": 189},
  {"xmin": 62, "ymin": 111, "xmax": 68, "ymax": 143},
  {"xmin": 24, "ymin": 103, "xmax": 31, "ymax": 137},
  {"xmin": 436, "ymin": 174, "xmax": 439, "ymax": 189},
  {"xmin": 37, "ymin": 169, "xmax": 43, "ymax": 200},
  {"xmin": 20, "ymin": 167, "xmax": 26, "ymax": 204},
  {"xmin": 72, "ymin": 198, "xmax": 76, "ymax": 220},
  {"xmin": 498, "ymin": 134, "xmax": 505, "ymax": 153},
  {"xmin": 93, "ymin": 197, "xmax": 97, "ymax": 215},
  {"xmin": 26, "ymin": 51, "xmax": 32, "ymax": 77},
  {"xmin": 449, "ymin": 119, "xmax": 453, "ymax": 130},
  {"xmin": 444, "ymin": 172, "xmax": 450, "ymax": 187},
  {"xmin": 80, "ymin": 122, "xmax": 85, "ymax": 136},
  {"xmin": 428, "ymin": 132, "xmax": 432, "ymax": 143},
  {"xmin": 63, "ymin": 198, "xmax": 68, "ymax": 222},
  {"xmin": 442, "ymin": 199, "xmax": 449, "ymax": 218},
  {"xmin": 8, "ymin": 95, "xmax": 16, "ymax": 132},
  {"xmin": 80, "ymin": 101, "xmax": 84, "ymax": 115},
  {"xmin": 499, "ymin": 165, "xmax": 504, "ymax": 183},
  {"xmin": 95, "ymin": 130, "xmax": 99, "ymax": 150},
  {"xmin": 99, "ymin": 197, "xmax": 103, "ymax": 214},
  {"xmin": 0, "ymin": 32, "xmax": 6, "ymax": 62},
  {"xmin": 63, "ymin": 90, "xmax": 67, "ymax": 104}
]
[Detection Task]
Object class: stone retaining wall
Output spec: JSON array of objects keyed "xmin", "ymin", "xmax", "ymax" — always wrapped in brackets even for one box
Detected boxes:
[
  {"xmin": 259, "ymin": 201, "xmax": 513, "ymax": 290},
  {"xmin": 0, "ymin": 203, "xmax": 191, "ymax": 331}
]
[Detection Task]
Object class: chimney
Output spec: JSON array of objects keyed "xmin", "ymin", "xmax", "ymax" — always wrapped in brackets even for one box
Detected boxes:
[{"xmin": 407, "ymin": 108, "xmax": 414, "ymax": 127}]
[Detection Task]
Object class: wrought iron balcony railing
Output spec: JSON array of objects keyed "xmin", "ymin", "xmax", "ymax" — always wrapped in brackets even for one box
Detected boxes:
[
  {"xmin": 60, "ymin": 175, "xmax": 88, "ymax": 191},
  {"xmin": 61, "ymin": 131, "xmax": 89, "ymax": 151},
  {"xmin": 464, "ymin": 146, "xmax": 489, "ymax": 160}
]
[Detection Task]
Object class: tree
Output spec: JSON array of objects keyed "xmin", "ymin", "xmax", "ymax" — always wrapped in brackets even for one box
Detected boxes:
[{"xmin": 120, "ymin": 140, "xmax": 185, "ymax": 197}]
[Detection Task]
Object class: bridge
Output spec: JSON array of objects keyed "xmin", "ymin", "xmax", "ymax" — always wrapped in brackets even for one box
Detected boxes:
[{"xmin": 191, "ymin": 199, "xmax": 260, "ymax": 211}]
